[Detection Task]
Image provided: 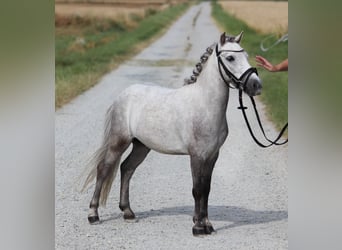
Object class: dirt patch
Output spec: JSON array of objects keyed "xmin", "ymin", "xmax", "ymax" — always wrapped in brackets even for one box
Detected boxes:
[{"xmin": 219, "ymin": 1, "xmax": 288, "ymax": 34}]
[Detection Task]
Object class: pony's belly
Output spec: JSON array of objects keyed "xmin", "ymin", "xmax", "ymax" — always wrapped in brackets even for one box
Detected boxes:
[
  {"xmin": 151, "ymin": 146, "xmax": 188, "ymax": 155},
  {"xmin": 135, "ymin": 135, "xmax": 188, "ymax": 155}
]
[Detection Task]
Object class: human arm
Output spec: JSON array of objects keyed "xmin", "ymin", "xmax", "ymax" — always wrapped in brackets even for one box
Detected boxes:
[{"xmin": 255, "ymin": 55, "xmax": 288, "ymax": 72}]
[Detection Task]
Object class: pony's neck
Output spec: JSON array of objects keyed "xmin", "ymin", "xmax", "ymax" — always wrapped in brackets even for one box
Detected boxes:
[{"xmin": 196, "ymin": 53, "xmax": 230, "ymax": 106}]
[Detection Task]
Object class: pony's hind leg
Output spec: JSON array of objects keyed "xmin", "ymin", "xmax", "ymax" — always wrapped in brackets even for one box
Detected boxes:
[
  {"xmin": 88, "ymin": 159, "xmax": 109, "ymax": 224},
  {"xmin": 88, "ymin": 139, "xmax": 130, "ymax": 224},
  {"xmin": 119, "ymin": 139, "xmax": 150, "ymax": 220}
]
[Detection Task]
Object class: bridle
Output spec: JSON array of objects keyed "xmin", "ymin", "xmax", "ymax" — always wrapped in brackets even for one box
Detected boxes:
[
  {"xmin": 215, "ymin": 44, "xmax": 288, "ymax": 147},
  {"xmin": 215, "ymin": 44, "xmax": 258, "ymax": 91}
]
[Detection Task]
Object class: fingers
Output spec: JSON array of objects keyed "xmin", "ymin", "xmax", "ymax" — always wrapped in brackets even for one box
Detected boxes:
[
  {"xmin": 255, "ymin": 55, "xmax": 274, "ymax": 71},
  {"xmin": 255, "ymin": 55, "xmax": 268, "ymax": 65},
  {"xmin": 255, "ymin": 55, "xmax": 265, "ymax": 62}
]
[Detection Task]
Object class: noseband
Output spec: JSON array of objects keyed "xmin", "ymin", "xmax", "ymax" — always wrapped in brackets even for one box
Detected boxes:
[{"xmin": 215, "ymin": 44, "xmax": 258, "ymax": 90}]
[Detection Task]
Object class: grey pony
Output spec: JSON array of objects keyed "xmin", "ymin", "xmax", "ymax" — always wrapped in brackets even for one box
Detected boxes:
[{"xmin": 82, "ymin": 32, "xmax": 262, "ymax": 235}]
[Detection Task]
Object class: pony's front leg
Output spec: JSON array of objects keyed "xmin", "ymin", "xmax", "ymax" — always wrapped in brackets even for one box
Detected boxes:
[{"xmin": 190, "ymin": 152, "xmax": 218, "ymax": 235}]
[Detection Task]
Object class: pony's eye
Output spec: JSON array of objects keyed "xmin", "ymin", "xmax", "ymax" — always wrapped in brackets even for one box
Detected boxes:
[{"xmin": 226, "ymin": 55, "xmax": 235, "ymax": 62}]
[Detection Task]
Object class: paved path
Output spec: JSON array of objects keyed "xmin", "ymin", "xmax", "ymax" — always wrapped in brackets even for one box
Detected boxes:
[{"xmin": 56, "ymin": 2, "xmax": 287, "ymax": 249}]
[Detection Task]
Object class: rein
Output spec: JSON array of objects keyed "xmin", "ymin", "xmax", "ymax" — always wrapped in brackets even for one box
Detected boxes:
[
  {"xmin": 238, "ymin": 89, "xmax": 288, "ymax": 147},
  {"xmin": 215, "ymin": 44, "xmax": 288, "ymax": 147}
]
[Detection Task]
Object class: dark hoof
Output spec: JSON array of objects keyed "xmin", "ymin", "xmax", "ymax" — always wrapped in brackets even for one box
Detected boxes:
[
  {"xmin": 88, "ymin": 215, "xmax": 100, "ymax": 224},
  {"xmin": 122, "ymin": 206, "xmax": 136, "ymax": 220},
  {"xmin": 192, "ymin": 225, "xmax": 215, "ymax": 236},
  {"xmin": 205, "ymin": 225, "xmax": 215, "ymax": 234},
  {"xmin": 192, "ymin": 226, "xmax": 206, "ymax": 236},
  {"xmin": 123, "ymin": 211, "xmax": 136, "ymax": 220},
  {"xmin": 123, "ymin": 213, "xmax": 135, "ymax": 220}
]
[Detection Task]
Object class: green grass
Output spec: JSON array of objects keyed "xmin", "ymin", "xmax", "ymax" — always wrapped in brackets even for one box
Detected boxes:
[
  {"xmin": 55, "ymin": 3, "xmax": 189, "ymax": 108},
  {"xmin": 211, "ymin": 1, "xmax": 288, "ymax": 132}
]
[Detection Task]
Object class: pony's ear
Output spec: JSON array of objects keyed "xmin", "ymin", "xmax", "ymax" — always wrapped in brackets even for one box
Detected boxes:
[
  {"xmin": 220, "ymin": 32, "xmax": 226, "ymax": 46},
  {"xmin": 234, "ymin": 31, "xmax": 244, "ymax": 43}
]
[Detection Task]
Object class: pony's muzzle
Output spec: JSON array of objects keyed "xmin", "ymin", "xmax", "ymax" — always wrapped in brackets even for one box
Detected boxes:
[{"xmin": 246, "ymin": 75, "xmax": 262, "ymax": 96}]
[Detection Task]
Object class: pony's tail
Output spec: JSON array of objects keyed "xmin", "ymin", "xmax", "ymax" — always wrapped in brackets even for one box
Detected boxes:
[{"xmin": 80, "ymin": 105, "xmax": 121, "ymax": 207}]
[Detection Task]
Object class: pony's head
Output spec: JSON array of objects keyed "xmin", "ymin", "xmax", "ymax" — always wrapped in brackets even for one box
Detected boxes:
[{"xmin": 216, "ymin": 32, "xmax": 262, "ymax": 96}]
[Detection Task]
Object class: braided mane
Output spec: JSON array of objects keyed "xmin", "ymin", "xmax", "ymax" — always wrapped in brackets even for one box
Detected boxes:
[{"xmin": 184, "ymin": 43, "xmax": 217, "ymax": 85}]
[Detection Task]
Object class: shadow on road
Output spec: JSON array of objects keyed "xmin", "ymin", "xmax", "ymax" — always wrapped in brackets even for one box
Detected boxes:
[{"xmin": 100, "ymin": 205, "xmax": 287, "ymax": 231}]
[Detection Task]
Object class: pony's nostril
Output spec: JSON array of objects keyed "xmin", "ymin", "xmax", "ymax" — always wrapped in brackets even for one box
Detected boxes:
[
  {"xmin": 253, "ymin": 80, "xmax": 262, "ymax": 91},
  {"xmin": 251, "ymin": 79, "xmax": 262, "ymax": 95},
  {"xmin": 253, "ymin": 82, "xmax": 260, "ymax": 91}
]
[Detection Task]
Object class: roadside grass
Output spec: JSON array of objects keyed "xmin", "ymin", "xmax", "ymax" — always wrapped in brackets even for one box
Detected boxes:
[
  {"xmin": 211, "ymin": 1, "xmax": 288, "ymax": 133},
  {"xmin": 55, "ymin": 3, "xmax": 189, "ymax": 108}
]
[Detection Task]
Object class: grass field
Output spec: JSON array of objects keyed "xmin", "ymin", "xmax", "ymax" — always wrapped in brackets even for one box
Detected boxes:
[
  {"xmin": 55, "ymin": 2, "xmax": 189, "ymax": 108},
  {"xmin": 212, "ymin": 1, "xmax": 288, "ymax": 132}
]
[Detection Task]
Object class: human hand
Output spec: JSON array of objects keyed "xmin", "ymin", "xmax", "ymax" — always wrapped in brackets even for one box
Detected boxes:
[{"xmin": 255, "ymin": 55, "xmax": 277, "ymax": 72}]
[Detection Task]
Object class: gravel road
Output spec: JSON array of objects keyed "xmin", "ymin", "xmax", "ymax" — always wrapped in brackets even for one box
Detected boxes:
[{"xmin": 56, "ymin": 2, "xmax": 288, "ymax": 249}]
